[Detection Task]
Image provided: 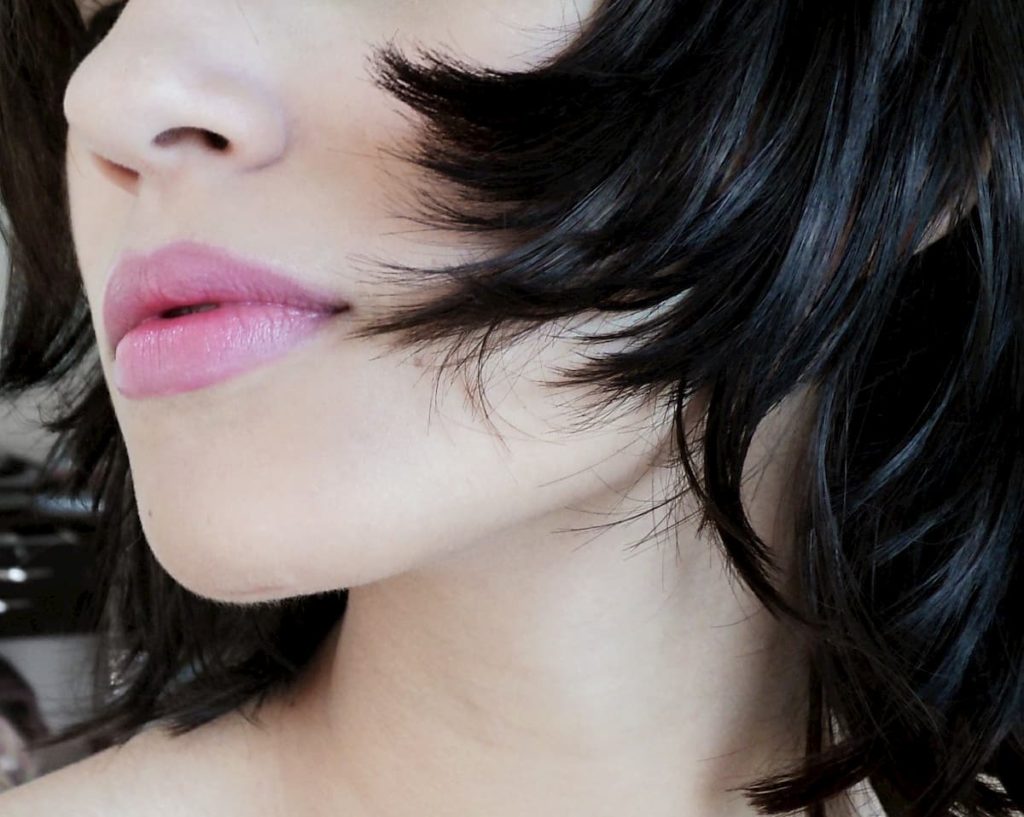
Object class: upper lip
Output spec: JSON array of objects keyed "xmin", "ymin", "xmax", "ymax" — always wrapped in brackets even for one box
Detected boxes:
[{"xmin": 103, "ymin": 240, "xmax": 350, "ymax": 354}]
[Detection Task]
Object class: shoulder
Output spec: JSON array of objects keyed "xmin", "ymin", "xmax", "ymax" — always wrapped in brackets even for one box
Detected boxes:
[
  {"xmin": 0, "ymin": 728, "xmax": 156, "ymax": 816},
  {"xmin": 0, "ymin": 709, "xmax": 282, "ymax": 817}
]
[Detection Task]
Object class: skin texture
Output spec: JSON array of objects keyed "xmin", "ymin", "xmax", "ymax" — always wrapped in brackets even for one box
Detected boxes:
[{"xmin": 39, "ymin": 1, "xmax": 881, "ymax": 815}]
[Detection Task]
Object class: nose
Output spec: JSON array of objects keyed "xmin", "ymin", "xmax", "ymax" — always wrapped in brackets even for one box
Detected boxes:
[{"xmin": 62, "ymin": 6, "xmax": 289, "ymax": 188}]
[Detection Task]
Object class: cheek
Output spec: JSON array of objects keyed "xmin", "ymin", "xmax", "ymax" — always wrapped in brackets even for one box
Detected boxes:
[{"xmin": 377, "ymin": 0, "xmax": 599, "ymax": 73}]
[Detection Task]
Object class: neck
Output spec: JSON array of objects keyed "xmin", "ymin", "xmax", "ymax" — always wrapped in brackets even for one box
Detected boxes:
[{"xmin": 260, "ymin": 471, "xmax": 813, "ymax": 817}]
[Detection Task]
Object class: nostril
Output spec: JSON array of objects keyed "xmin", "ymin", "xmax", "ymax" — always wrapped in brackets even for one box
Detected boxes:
[
  {"xmin": 202, "ymin": 131, "xmax": 229, "ymax": 150},
  {"xmin": 153, "ymin": 127, "xmax": 230, "ymax": 151}
]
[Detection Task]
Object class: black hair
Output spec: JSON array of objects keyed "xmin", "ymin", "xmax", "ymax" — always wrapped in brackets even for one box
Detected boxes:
[{"xmin": 1, "ymin": 1, "xmax": 1022, "ymax": 815}]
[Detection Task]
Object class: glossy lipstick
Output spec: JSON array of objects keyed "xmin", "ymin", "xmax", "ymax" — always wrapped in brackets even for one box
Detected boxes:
[{"xmin": 104, "ymin": 241, "xmax": 349, "ymax": 398}]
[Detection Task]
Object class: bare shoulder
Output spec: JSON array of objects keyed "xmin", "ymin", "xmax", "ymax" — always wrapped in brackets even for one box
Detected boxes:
[
  {"xmin": 0, "ymin": 709, "xmax": 283, "ymax": 817},
  {"xmin": 0, "ymin": 728, "xmax": 163, "ymax": 817}
]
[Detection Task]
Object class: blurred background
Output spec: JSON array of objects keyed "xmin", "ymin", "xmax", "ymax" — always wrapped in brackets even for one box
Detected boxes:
[{"xmin": 0, "ymin": 229, "xmax": 108, "ymax": 790}]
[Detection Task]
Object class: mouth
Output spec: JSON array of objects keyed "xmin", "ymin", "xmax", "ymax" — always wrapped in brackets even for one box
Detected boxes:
[
  {"xmin": 131, "ymin": 300, "xmax": 346, "ymax": 333},
  {"xmin": 111, "ymin": 300, "xmax": 349, "ymax": 398},
  {"xmin": 158, "ymin": 303, "xmax": 221, "ymax": 319},
  {"xmin": 103, "ymin": 240, "xmax": 352, "ymax": 355},
  {"xmin": 102, "ymin": 241, "xmax": 353, "ymax": 398}
]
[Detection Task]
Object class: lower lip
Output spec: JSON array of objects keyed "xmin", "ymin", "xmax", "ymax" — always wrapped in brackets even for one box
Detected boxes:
[{"xmin": 112, "ymin": 303, "xmax": 343, "ymax": 398}]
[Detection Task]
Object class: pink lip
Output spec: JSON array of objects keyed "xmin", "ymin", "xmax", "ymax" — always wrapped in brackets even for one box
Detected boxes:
[{"xmin": 103, "ymin": 240, "xmax": 350, "ymax": 398}]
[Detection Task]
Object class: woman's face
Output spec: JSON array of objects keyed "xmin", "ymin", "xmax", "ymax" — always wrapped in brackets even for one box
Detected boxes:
[{"xmin": 63, "ymin": 0, "xmax": 675, "ymax": 602}]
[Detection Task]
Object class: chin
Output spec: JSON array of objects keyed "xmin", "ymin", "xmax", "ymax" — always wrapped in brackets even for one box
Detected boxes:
[
  {"xmin": 134, "ymin": 513, "xmax": 393, "ymax": 604},
  {"xmin": 133, "ymin": 515, "xmax": 279, "ymax": 601}
]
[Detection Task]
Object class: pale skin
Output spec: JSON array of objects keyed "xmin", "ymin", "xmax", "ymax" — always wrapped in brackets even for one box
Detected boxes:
[{"xmin": 0, "ymin": 1, "xmax": 903, "ymax": 815}]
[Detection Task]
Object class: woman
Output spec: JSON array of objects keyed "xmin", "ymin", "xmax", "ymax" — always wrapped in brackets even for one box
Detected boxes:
[{"xmin": 0, "ymin": 0, "xmax": 1020, "ymax": 815}]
